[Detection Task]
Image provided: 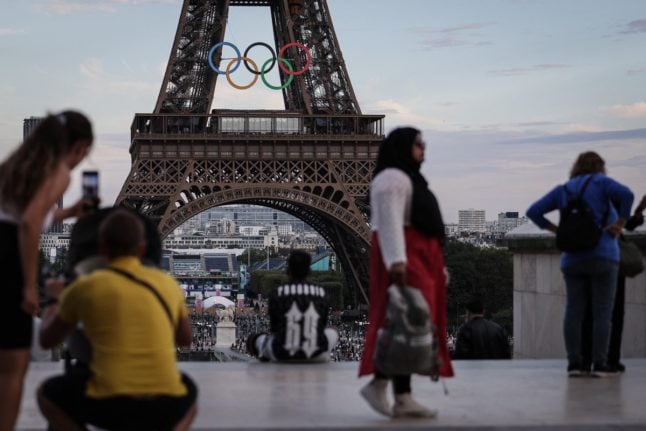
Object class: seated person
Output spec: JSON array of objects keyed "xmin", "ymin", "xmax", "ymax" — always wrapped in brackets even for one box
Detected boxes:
[
  {"xmin": 247, "ymin": 250, "xmax": 338, "ymax": 362},
  {"xmin": 37, "ymin": 209, "xmax": 197, "ymax": 431},
  {"xmin": 452, "ymin": 298, "xmax": 511, "ymax": 360}
]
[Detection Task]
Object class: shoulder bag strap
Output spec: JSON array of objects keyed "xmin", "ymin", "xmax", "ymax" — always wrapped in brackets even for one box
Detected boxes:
[
  {"xmin": 579, "ymin": 174, "xmax": 610, "ymax": 226},
  {"xmin": 105, "ymin": 266, "xmax": 174, "ymax": 326},
  {"xmin": 576, "ymin": 174, "xmax": 595, "ymax": 199}
]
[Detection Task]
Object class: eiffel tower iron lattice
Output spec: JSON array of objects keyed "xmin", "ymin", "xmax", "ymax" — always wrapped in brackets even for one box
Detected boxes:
[{"xmin": 116, "ymin": 0, "xmax": 384, "ymax": 303}]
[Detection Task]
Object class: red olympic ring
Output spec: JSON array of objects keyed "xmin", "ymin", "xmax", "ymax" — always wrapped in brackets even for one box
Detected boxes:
[{"xmin": 278, "ymin": 42, "xmax": 312, "ymax": 76}]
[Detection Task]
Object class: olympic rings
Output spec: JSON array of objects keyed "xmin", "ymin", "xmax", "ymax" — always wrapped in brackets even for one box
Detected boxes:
[
  {"xmin": 226, "ymin": 57, "xmax": 259, "ymax": 90},
  {"xmin": 208, "ymin": 41, "xmax": 241, "ymax": 75},
  {"xmin": 207, "ymin": 40, "xmax": 312, "ymax": 90},
  {"xmin": 261, "ymin": 58, "xmax": 294, "ymax": 90},
  {"xmin": 278, "ymin": 42, "xmax": 312, "ymax": 76},
  {"xmin": 243, "ymin": 42, "xmax": 276, "ymax": 75}
]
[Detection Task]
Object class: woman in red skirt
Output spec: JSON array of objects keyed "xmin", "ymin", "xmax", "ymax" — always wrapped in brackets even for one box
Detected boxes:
[{"xmin": 359, "ymin": 127, "xmax": 454, "ymax": 418}]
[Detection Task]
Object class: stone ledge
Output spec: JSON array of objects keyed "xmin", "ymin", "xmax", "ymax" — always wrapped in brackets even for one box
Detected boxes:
[
  {"xmin": 502, "ymin": 223, "xmax": 646, "ymax": 252},
  {"xmin": 17, "ymin": 360, "xmax": 646, "ymax": 430}
]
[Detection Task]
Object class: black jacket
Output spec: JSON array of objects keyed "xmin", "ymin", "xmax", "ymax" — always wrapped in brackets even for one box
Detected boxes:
[{"xmin": 453, "ymin": 317, "xmax": 511, "ymax": 360}]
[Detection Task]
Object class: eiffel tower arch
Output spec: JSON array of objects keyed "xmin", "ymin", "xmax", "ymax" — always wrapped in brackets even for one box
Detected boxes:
[{"xmin": 116, "ymin": 0, "xmax": 384, "ymax": 303}]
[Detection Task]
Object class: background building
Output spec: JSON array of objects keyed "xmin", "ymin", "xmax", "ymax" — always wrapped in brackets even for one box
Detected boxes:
[
  {"xmin": 495, "ymin": 211, "xmax": 529, "ymax": 234},
  {"xmin": 166, "ymin": 204, "xmax": 327, "ymax": 251},
  {"xmin": 161, "ymin": 252, "xmax": 240, "ymax": 297},
  {"xmin": 23, "ymin": 116, "xmax": 42, "ymax": 139},
  {"xmin": 458, "ymin": 209, "xmax": 486, "ymax": 233}
]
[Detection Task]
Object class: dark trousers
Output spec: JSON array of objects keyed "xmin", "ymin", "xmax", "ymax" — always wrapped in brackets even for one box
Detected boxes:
[
  {"xmin": 375, "ymin": 370, "xmax": 411, "ymax": 395},
  {"xmin": 582, "ymin": 275, "xmax": 625, "ymax": 368}
]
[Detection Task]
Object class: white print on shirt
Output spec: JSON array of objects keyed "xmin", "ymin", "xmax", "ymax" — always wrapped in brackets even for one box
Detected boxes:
[{"xmin": 283, "ymin": 301, "xmax": 321, "ymax": 358}]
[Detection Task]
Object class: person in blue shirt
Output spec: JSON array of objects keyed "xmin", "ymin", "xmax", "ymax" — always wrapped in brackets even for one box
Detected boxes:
[{"xmin": 527, "ymin": 151, "xmax": 633, "ymax": 377}]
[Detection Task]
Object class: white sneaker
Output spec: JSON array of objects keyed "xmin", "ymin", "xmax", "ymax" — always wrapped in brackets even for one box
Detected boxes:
[
  {"xmin": 360, "ymin": 378, "xmax": 391, "ymax": 417},
  {"xmin": 393, "ymin": 393, "xmax": 437, "ymax": 418}
]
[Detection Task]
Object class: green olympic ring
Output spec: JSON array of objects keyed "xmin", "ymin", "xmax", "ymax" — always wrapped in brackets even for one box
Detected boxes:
[{"xmin": 260, "ymin": 58, "xmax": 294, "ymax": 90}]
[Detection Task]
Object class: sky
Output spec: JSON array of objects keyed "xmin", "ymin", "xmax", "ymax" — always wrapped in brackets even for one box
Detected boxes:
[{"xmin": 1, "ymin": 0, "xmax": 645, "ymax": 223}]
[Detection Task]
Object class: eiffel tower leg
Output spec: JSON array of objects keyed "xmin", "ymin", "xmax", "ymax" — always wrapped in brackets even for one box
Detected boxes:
[
  {"xmin": 330, "ymin": 224, "xmax": 369, "ymax": 304},
  {"xmin": 115, "ymin": 158, "xmax": 189, "ymax": 225}
]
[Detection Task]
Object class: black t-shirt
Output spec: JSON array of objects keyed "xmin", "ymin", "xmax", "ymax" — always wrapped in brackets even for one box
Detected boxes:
[{"xmin": 268, "ymin": 282, "xmax": 329, "ymax": 360}]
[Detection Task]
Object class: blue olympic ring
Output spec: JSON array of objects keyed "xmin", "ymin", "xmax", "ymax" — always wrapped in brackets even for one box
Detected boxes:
[{"xmin": 208, "ymin": 41, "xmax": 242, "ymax": 75}]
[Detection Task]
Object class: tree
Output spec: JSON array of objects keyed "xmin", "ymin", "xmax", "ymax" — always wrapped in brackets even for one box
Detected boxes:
[
  {"xmin": 443, "ymin": 240, "xmax": 513, "ymax": 334},
  {"xmin": 248, "ymin": 270, "xmax": 347, "ymax": 309}
]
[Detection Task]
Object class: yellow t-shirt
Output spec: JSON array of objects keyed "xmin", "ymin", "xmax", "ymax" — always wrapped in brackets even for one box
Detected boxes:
[{"xmin": 58, "ymin": 256, "xmax": 188, "ymax": 398}]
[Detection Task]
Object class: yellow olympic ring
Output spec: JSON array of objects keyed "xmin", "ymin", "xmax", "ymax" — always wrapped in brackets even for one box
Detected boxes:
[{"xmin": 226, "ymin": 56, "xmax": 259, "ymax": 90}]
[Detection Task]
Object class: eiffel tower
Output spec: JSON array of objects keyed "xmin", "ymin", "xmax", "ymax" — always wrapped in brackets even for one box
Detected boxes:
[{"xmin": 115, "ymin": 0, "xmax": 384, "ymax": 303}]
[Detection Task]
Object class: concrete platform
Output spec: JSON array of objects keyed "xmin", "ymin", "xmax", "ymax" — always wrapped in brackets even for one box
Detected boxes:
[{"xmin": 17, "ymin": 359, "xmax": 646, "ymax": 430}]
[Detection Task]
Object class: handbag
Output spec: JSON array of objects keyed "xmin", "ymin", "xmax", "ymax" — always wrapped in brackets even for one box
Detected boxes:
[
  {"xmin": 374, "ymin": 284, "xmax": 439, "ymax": 378},
  {"xmin": 619, "ymin": 236, "xmax": 644, "ymax": 278}
]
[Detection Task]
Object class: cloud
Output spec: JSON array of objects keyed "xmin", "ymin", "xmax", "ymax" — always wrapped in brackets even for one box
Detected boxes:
[
  {"xmin": 512, "ymin": 121, "xmax": 563, "ymax": 128},
  {"xmin": 59, "ymin": 57, "xmax": 162, "ymax": 131},
  {"xmin": 37, "ymin": 0, "xmax": 179, "ymax": 13},
  {"xmin": 408, "ymin": 22, "xmax": 493, "ymax": 50},
  {"xmin": 0, "ymin": 85, "xmax": 16, "ymax": 98},
  {"xmin": 78, "ymin": 57, "xmax": 158, "ymax": 96},
  {"xmin": 499, "ymin": 128, "xmax": 646, "ymax": 145},
  {"xmin": 416, "ymin": 126, "xmax": 646, "ymax": 222},
  {"xmin": 0, "ymin": 27, "xmax": 23, "ymax": 36},
  {"xmin": 618, "ymin": 18, "xmax": 646, "ymax": 34},
  {"xmin": 488, "ymin": 64, "xmax": 570, "ymax": 76},
  {"xmin": 363, "ymin": 99, "xmax": 446, "ymax": 129},
  {"xmin": 614, "ymin": 154, "xmax": 646, "ymax": 168},
  {"xmin": 627, "ymin": 68, "xmax": 646, "ymax": 76},
  {"xmin": 605, "ymin": 102, "xmax": 646, "ymax": 119}
]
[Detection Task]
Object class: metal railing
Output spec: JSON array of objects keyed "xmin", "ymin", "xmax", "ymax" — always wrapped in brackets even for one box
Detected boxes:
[{"xmin": 131, "ymin": 112, "xmax": 384, "ymax": 140}]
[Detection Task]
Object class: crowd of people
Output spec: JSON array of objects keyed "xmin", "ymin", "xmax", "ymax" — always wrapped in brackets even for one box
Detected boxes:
[
  {"xmin": 186, "ymin": 312, "xmax": 218, "ymax": 352},
  {"xmin": 190, "ymin": 306, "xmax": 512, "ymax": 363},
  {"xmin": 231, "ymin": 312, "xmax": 270, "ymax": 355},
  {"xmin": 179, "ymin": 305, "xmax": 369, "ymax": 362},
  {"xmin": 328, "ymin": 315, "xmax": 368, "ymax": 362}
]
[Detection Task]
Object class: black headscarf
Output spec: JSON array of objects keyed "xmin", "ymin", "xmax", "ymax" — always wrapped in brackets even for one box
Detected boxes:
[{"xmin": 374, "ymin": 127, "xmax": 445, "ymax": 240}]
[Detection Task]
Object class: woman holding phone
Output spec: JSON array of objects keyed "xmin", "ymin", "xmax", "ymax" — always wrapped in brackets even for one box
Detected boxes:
[{"xmin": 0, "ymin": 110, "xmax": 94, "ymax": 431}]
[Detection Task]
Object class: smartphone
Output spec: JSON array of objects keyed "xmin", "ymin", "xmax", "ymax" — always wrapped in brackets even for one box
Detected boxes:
[{"xmin": 82, "ymin": 170, "xmax": 100, "ymax": 208}]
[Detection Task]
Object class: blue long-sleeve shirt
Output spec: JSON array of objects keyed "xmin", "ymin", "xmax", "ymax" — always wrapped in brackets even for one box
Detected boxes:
[{"xmin": 526, "ymin": 173, "xmax": 634, "ymax": 269}]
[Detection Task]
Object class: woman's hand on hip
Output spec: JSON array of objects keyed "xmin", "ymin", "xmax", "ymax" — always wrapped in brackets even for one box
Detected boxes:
[{"xmin": 605, "ymin": 217, "xmax": 626, "ymax": 237}]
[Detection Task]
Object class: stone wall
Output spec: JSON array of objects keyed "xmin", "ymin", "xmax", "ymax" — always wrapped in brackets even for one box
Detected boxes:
[{"xmin": 504, "ymin": 224, "xmax": 646, "ymax": 359}]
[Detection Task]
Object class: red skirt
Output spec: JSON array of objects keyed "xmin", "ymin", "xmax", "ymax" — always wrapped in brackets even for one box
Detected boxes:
[{"xmin": 358, "ymin": 227, "xmax": 454, "ymax": 378}]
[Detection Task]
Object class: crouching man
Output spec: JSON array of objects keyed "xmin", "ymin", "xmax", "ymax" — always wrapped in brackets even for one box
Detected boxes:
[
  {"xmin": 38, "ymin": 209, "xmax": 197, "ymax": 431},
  {"xmin": 247, "ymin": 250, "xmax": 338, "ymax": 362}
]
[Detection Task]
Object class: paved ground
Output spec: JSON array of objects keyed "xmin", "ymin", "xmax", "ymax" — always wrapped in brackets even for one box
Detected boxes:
[{"xmin": 17, "ymin": 359, "xmax": 646, "ymax": 430}]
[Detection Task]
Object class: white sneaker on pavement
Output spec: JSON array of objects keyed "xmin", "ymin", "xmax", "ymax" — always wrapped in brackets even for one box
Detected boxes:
[
  {"xmin": 393, "ymin": 393, "xmax": 437, "ymax": 418},
  {"xmin": 360, "ymin": 378, "xmax": 391, "ymax": 417}
]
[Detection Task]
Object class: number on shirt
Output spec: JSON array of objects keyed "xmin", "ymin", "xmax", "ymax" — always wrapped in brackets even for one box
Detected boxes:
[{"xmin": 283, "ymin": 302, "xmax": 320, "ymax": 358}]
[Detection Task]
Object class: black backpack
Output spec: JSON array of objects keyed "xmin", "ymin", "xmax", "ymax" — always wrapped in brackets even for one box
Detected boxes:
[{"xmin": 556, "ymin": 175, "xmax": 605, "ymax": 252}]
